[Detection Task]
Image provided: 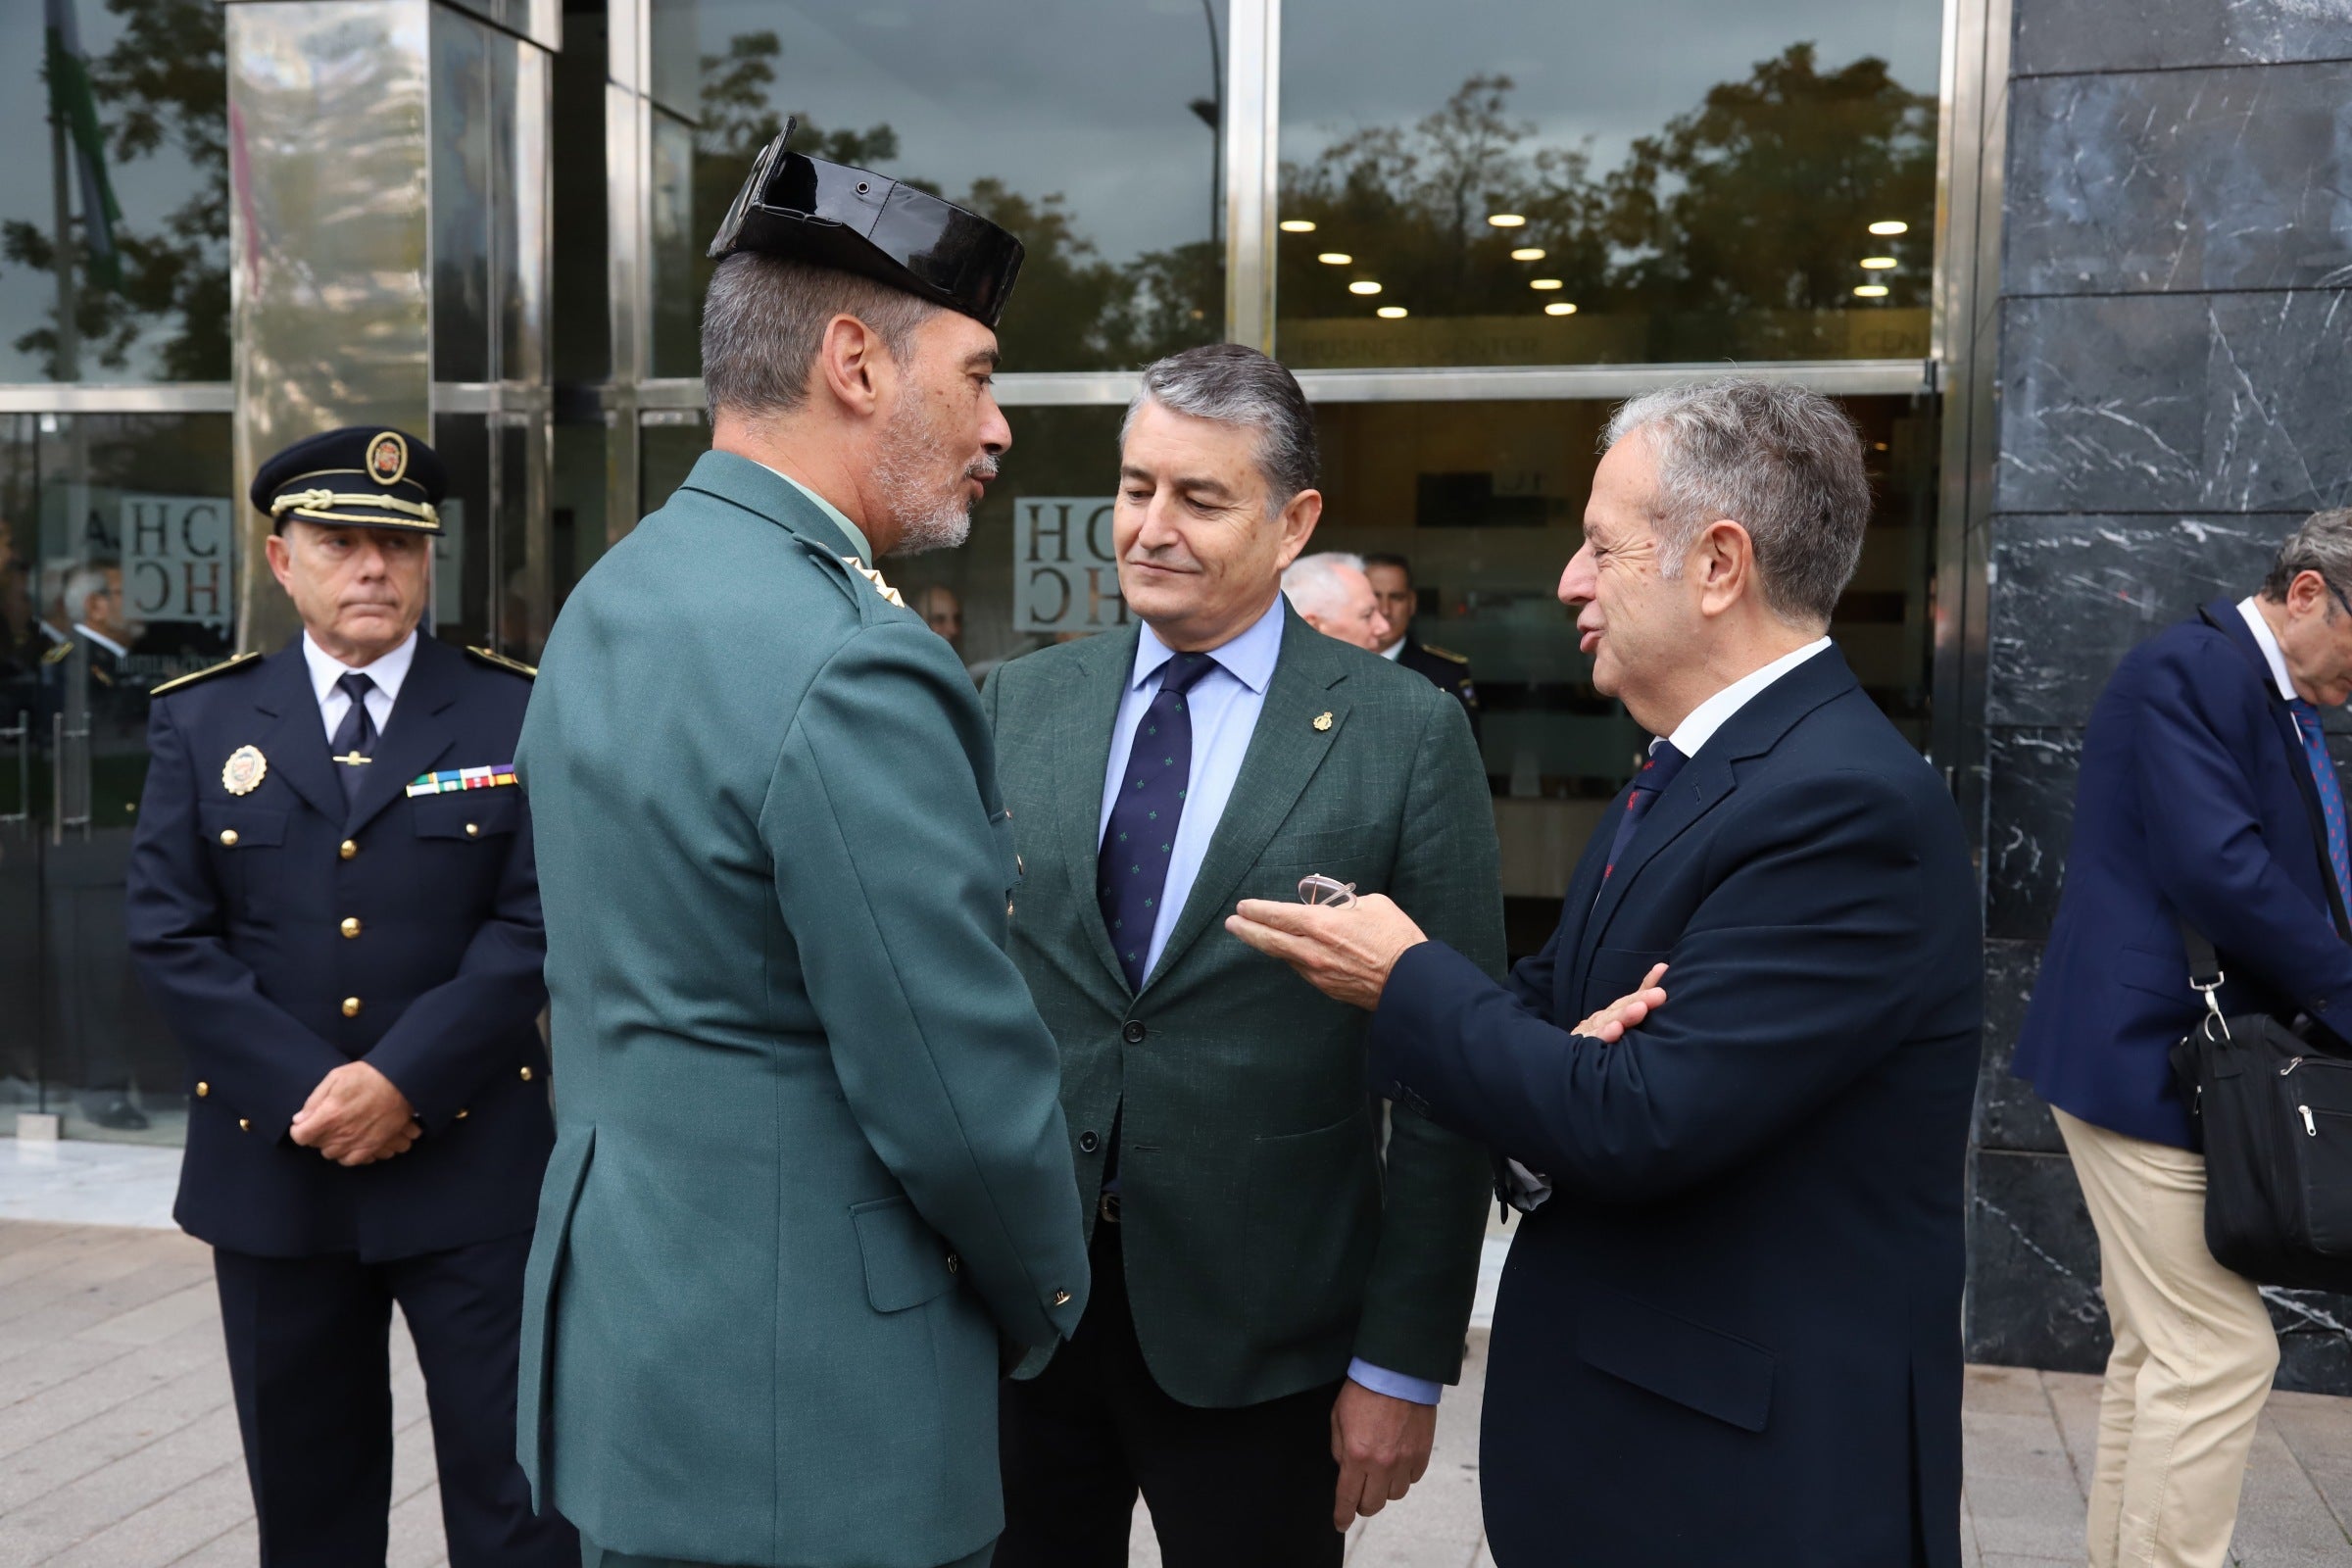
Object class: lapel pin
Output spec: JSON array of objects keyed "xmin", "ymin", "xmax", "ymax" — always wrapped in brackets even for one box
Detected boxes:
[
  {"xmin": 1312, "ymin": 711, "xmax": 1334, "ymax": 732},
  {"xmin": 221, "ymin": 745, "xmax": 269, "ymax": 796}
]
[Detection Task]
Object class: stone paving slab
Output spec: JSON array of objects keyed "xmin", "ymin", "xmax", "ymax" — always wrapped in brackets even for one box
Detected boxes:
[{"xmin": 0, "ymin": 1222, "xmax": 2345, "ymax": 1566}]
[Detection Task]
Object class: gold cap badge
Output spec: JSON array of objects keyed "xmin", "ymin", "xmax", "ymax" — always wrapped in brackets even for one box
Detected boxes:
[
  {"xmin": 221, "ymin": 745, "xmax": 268, "ymax": 796},
  {"xmin": 367, "ymin": 431, "xmax": 409, "ymax": 486}
]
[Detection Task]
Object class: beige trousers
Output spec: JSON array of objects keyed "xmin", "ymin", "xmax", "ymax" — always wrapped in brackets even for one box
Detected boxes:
[{"xmin": 2054, "ymin": 1106, "xmax": 2281, "ymax": 1568}]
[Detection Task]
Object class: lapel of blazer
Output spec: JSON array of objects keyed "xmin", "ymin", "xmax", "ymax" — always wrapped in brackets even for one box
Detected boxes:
[
  {"xmin": 1145, "ymin": 606, "xmax": 1348, "ymax": 992},
  {"xmin": 1577, "ymin": 647, "xmax": 1860, "ymax": 985},
  {"xmin": 1052, "ymin": 623, "xmax": 1145, "ymax": 997},
  {"xmin": 345, "ymin": 636, "xmax": 464, "ymax": 834},
  {"xmin": 247, "ymin": 640, "xmax": 344, "ymax": 823}
]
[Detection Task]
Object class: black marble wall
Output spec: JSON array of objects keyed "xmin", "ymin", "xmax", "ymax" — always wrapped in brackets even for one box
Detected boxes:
[{"xmin": 1975, "ymin": 0, "xmax": 2352, "ymax": 1392}]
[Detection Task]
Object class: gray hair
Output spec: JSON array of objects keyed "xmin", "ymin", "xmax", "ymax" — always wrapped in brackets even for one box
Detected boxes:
[
  {"xmin": 1281, "ymin": 551, "xmax": 1368, "ymax": 620},
  {"xmin": 59, "ymin": 563, "xmax": 115, "ymax": 621},
  {"xmin": 1603, "ymin": 377, "xmax": 1871, "ymax": 627},
  {"xmin": 700, "ymin": 252, "xmax": 941, "ymax": 417},
  {"xmin": 1121, "ymin": 343, "xmax": 1318, "ymax": 514},
  {"xmin": 2262, "ymin": 510, "xmax": 2352, "ymax": 604}
]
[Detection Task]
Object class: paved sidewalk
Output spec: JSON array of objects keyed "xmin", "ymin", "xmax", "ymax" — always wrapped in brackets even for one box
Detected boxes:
[{"xmin": 1, "ymin": 1219, "xmax": 2346, "ymax": 1566}]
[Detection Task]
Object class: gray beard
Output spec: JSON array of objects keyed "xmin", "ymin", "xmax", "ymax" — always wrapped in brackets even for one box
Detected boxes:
[{"xmin": 872, "ymin": 398, "xmax": 984, "ymax": 559}]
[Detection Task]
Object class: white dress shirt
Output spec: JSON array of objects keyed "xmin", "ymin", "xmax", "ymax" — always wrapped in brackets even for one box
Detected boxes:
[
  {"xmin": 2235, "ymin": 597, "xmax": 2298, "ymax": 703},
  {"xmin": 1378, "ymin": 637, "xmax": 1403, "ymax": 662},
  {"xmin": 305, "ymin": 629, "xmax": 416, "ymax": 743}
]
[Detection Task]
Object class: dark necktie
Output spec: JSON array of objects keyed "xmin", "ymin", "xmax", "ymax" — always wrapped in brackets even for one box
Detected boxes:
[
  {"xmin": 2289, "ymin": 699, "xmax": 2352, "ymax": 917},
  {"xmin": 329, "ymin": 671, "xmax": 377, "ymax": 807},
  {"xmin": 1098, "ymin": 651, "xmax": 1218, "ymax": 992},
  {"xmin": 1604, "ymin": 740, "xmax": 1690, "ymax": 884}
]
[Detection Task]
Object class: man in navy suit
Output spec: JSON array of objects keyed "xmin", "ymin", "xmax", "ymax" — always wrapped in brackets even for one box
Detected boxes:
[
  {"xmin": 2011, "ymin": 514, "xmax": 2352, "ymax": 1568},
  {"xmin": 126, "ymin": 428, "xmax": 573, "ymax": 1567},
  {"xmin": 1231, "ymin": 378, "xmax": 1981, "ymax": 1567}
]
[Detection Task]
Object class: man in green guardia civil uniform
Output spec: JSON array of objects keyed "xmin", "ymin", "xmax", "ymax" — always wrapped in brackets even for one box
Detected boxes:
[{"xmin": 513, "ymin": 124, "xmax": 1089, "ymax": 1568}]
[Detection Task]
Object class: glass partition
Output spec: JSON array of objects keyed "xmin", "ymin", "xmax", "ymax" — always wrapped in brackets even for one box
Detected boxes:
[
  {"xmin": 643, "ymin": 0, "xmax": 1228, "ymax": 376},
  {"xmin": 1275, "ymin": 0, "xmax": 1942, "ymax": 368}
]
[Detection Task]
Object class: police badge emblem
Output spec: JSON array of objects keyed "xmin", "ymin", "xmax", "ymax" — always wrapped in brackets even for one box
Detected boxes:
[
  {"xmin": 221, "ymin": 745, "xmax": 268, "ymax": 796},
  {"xmin": 367, "ymin": 431, "xmax": 410, "ymax": 487}
]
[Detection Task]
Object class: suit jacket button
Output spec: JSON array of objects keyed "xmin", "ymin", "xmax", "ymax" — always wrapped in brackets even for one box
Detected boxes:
[
  {"xmin": 339, "ymin": 839, "xmax": 358, "ymax": 859},
  {"xmin": 1122, "ymin": 1021, "xmax": 1147, "ymax": 1045},
  {"xmin": 237, "ymin": 1118, "xmax": 251, "ymax": 1132},
  {"xmin": 195, "ymin": 1082, "xmax": 210, "ymax": 1098},
  {"xmin": 1078, "ymin": 1130, "xmax": 1100, "ymax": 1153},
  {"xmin": 465, "ymin": 822, "xmax": 480, "ymax": 838},
  {"xmin": 339, "ymin": 916, "xmax": 361, "ymax": 939},
  {"xmin": 341, "ymin": 997, "xmax": 362, "ymax": 1017},
  {"xmin": 1053, "ymin": 1290, "xmax": 1071, "ymax": 1306},
  {"xmin": 519, "ymin": 1065, "xmax": 534, "ymax": 1082},
  {"xmin": 218, "ymin": 828, "xmax": 238, "ymax": 848},
  {"xmin": 946, "ymin": 1252, "xmax": 959, "ymax": 1274}
]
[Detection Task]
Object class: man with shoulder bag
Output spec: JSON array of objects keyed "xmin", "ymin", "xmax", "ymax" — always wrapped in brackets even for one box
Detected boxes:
[{"xmin": 2015, "ymin": 509, "xmax": 2352, "ymax": 1568}]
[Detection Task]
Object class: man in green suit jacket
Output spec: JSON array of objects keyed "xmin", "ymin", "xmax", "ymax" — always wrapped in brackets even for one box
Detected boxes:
[
  {"xmin": 985, "ymin": 345, "xmax": 1503, "ymax": 1566},
  {"xmin": 514, "ymin": 129, "xmax": 1089, "ymax": 1568}
]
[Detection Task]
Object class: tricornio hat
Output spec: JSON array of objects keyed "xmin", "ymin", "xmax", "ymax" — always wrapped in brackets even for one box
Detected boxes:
[
  {"xmin": 707, "ymin": 119, "xmax": 1025, "ymax": 329},
  {"xmin": 251, "ymin": 427, "xmax": 446, "ymax": 535}
]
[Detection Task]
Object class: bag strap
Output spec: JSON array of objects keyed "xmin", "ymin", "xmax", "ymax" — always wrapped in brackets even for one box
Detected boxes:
[{"xmin": 2178, "ymin": 917, "xmax": 2231, "ymax": 1039}]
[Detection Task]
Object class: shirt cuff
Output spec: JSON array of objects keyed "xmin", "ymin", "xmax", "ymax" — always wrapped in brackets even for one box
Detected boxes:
[{"xmin": 1347, "ymin": 1358, "xmax": 1442, "ymax": 1405}]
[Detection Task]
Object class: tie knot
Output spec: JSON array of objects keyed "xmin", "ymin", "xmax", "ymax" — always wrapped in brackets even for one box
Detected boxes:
[
  {"xmin": 335, "ymin": 671, "xmax": 375, "ymax": 704},
  {"xmin": 1158, "ymin": 651, "xmax": 1217, "ymax": 698},
  {"xmin": 2293, "ymin": 698, "xmax": 2326, "ymax": 735},
  {"xmin": 1638, "ymin": 740, "xmax": 1690, "ymax": 792}
]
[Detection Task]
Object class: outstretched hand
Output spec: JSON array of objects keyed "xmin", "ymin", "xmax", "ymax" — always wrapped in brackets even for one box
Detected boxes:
[{"xmin": 1226, "ymin": 894, "xmax": 1428, "ymax": 1010}]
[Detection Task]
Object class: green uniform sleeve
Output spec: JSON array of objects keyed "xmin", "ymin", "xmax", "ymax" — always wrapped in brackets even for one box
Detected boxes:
[{"xmin": 761, "ymin": 615, "xmax": 1091, "ymax": 1348}]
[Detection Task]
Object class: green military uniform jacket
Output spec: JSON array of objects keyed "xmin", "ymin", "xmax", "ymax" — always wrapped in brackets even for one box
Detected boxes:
[
  {"xmin": 514, "ymin": 452, "xmax": 1090, "ymax": 1567},
  {"xmin": 983, "ymin": 605, "xmax": 1502, "ymax": 1406}
]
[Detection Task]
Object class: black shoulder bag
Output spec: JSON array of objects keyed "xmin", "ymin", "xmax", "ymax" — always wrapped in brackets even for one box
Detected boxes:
[{"xmin": 2168, "ymin": 924, "xmax": 2352, "ymax": 1291}]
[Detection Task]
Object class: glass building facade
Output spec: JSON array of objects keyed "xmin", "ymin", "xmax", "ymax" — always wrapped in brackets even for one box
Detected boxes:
[{"xmin": 0, "ymin": 0, "xmax": 2009, "ymax": 1139}]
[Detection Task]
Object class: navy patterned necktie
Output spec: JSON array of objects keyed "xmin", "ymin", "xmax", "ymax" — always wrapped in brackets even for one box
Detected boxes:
[
  {"xmin": 2289, "ymin": 699, "xmax": 2352, "ymax": 917},
  {"xmin": 329, "ymin": 671, "xmax": 377, "ymax": 806},
  {"xmin": 1099, "ymin": 651, "xmax": 1218, "ymax": 991},
  {"xmin": 1603, "ymin": 740, "xmax": 1690, "ymax": 884}
]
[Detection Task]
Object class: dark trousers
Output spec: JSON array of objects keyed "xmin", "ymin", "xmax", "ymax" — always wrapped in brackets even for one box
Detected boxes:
[
  {"xmin": 993, "ymin": 1223, "xmax": 1344, "ymax": 1568},
  {"xmin": 213, "ymin": 1230, "xmax": 577, "ymax": 1568}
]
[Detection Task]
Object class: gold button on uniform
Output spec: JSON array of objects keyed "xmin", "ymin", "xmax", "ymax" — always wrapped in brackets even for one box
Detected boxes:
[
  {"xmin": 218, "ymin": 828, "xmax": 238, "ymax": 847},
  {"xmin": 455, "ymin": 1108, "xmax": 469, "ymax": 1120},
  {"xmin": 341, "ymin": 997, "xmax": 362, "ymax": 1017},
  {"xmin": 519, "ymin": 1065, "xmax": 534, "ymax": 1083},
  {"xmin": 339, "ymin": 916, "xmax": 361, "ymax": 939},
  {"xmin": 237, "ymin": 1118, "xmax": 251, "ymax": 1132},
  {"xmin": 195, "ymin": 1082, "xmax": 210, "ymax": 1098},
  {"xmin": 339, "ymin": 839, "xmax": 358, "ymax": 859},
  {"xmin": 1053, "ymin": 1290, "xmax": 1072, "ymax": 1306},
  {"xmin": 465, "ymin": 822, "xmax": 480, "ymax": 838}
]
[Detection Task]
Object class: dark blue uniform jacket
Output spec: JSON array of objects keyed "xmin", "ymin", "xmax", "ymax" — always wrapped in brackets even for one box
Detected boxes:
[
  {"xmin": 2014, "ymin": 599, "xmax": 2352, "ymax": 1149},
  {"xmin": 1368, "ymin": 648, "xmax": 1981, "ymax": 1568},
  {"xmin": 126, "ymin": 634, "xmax": 553, "ymax": 1261}
]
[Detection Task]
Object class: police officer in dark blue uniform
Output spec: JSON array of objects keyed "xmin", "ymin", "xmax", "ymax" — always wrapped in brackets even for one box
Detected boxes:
[{"xmin": 125, "ymin": 426, "xmax": 574, "ymax": 1568}]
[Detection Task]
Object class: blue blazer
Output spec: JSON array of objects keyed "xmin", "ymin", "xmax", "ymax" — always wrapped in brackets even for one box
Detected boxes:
[
  {"xmin": 2014, "ymin": 598, "xmax": 2352, "ymax": 1149},
  {"xmin": 125, "ymin": 635, "xmax": 554, "ymax": 1261},
  {"xmin": 1368, "ymin": 648, "xmax": 1981, "ymax": 1568}
]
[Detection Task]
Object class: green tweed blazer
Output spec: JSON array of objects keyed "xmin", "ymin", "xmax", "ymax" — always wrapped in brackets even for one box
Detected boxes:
[
  {"xmin": 983, "ymin": 604, "xmax": 1503, "ymax": 1407},
  {"xmin": 514, "ymin": 453, "xmax": 1090, "ymax": 1568}
]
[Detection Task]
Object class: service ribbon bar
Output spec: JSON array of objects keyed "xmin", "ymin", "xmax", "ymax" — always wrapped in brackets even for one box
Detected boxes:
[{"xmin": 406, "ymin": 764, "xmax": 519, "ymax": 798}]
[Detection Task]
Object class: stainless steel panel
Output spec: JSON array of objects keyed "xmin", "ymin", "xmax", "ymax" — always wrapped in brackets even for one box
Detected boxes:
[
  {"xmin": 434, "ymin": 0, "xmax": 561, "ymax": 52},
  {"xmin": 228, "ymin": 0, "xmax": 434, "ymax": 651},
  {"xmin": 0, "ymin": 385, "xmax": 234, "ymax": 414},
  {"xmin": 507, "ymin": 42, "xmax": 551, "ymax": 387},
  {"xmin": 1224, "ymin": 0, "xmax": 1275, "ymax": 352}
]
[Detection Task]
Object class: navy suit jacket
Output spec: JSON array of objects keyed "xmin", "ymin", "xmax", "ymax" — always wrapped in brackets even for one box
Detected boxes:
[
  {"xmin": 1369, "ymin": 647, "xmax": 1980, "ymax": 1568},
  {"xmin": 2014, "ymin": 598, "xmax": 2352, "ymax": 1149},
  {"xmin": 125, "ymin": 635, "xmax": 554, "ymax": 1260}
]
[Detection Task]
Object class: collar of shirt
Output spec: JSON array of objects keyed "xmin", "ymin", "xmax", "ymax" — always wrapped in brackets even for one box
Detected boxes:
[
  {"xmin": 71, "ymin": 622, "xmax": 128, "ymax": 659},
  {"xmin": 2235, "ymin": 597, "xmax": 2298, "ymax": 703},
  {"xmin": 1663, "ymin": 637, "xmax": 1835, "ymax": 759},
  {"xmin": 756, "ymin": 462, "xmax": 875, "ymax": 564},
  {"xmin": 1378, "ymin": 637, "xmax": 1404, "ymax": 662},
  {"xmin": 305, "ymin": 628, "xmax": 416, "ymax": 742},
  {"xmin": 1129, "ymin": 592, "xmax": 1285, "ymax": 696}
]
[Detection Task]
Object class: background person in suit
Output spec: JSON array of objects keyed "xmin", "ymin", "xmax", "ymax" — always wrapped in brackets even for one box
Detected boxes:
[
  {"xmin": 1281, "ymin": 550, "xmax": 1393, "ymax": 652},
  {"xmin": 1231, "ymin": 378, "xmax": 1982, "ymax": 1568},
  {"xmin": 125, "ymin": 427, "xmax": 572, "ymax": 1568},
  {"xmin": 984, "ymin": 344, "xmax": 1501, "ymax": 1568},
  {"xmin": 2011, "ymin": 513, "xmax": 2352, "ymax": 1568},
  {"xmin": 1365, "ymin": 553, "xmax": 1479, "ymax": 743},
  {"xmin": 514, "ymin": 125, "xmax": 1089, "ymax": 1568}
]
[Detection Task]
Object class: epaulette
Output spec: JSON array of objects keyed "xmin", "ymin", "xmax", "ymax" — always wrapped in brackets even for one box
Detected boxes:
[
  {"xmin": 466, "ymin": 646, "xmax": 537, "ymax": 679},
  {"xmin": 1420, "ymin": 643, "xmax": 1471, "ymax": 665},
  {"xmin": 41, "ymin": 641, "xmax": 72, "ymax": 665},
  {"xmin": 149, "ymin": 652, "xmax": 263, "ymax": 697}
]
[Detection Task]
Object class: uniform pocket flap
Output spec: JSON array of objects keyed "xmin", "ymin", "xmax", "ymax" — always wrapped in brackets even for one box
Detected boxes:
[
  {"xmin": 850, "ymin": 1195, "xmax": 957, "ymax": 1313},
  {"xmin": 199, "ymin": 802, "xmax": 287, "ymax": 847},
  {"xmin": 413, "ymin": 791, "xmax": 520, "ymax": 840},
  {"xmin": 1575, "ymin": 1286, "xmax": 1775, "ymax": 1433}
]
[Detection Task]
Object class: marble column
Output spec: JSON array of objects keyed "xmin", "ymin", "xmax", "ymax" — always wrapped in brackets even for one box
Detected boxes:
[{"xmin": 1975, "ymin": 0, "xmax": 2352, "ymax": 1391}]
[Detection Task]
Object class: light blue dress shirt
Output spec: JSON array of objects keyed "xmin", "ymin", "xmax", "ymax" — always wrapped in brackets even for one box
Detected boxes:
[{"xmin": 1097, "ymin": 594, "xmax": 1441, "ymax": 1407}]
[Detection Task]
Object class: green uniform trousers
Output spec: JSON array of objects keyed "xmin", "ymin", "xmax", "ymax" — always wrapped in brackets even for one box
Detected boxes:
[{"xmin": 581, "ymin": 1539, "xmax": 995, "ymax": 1568}]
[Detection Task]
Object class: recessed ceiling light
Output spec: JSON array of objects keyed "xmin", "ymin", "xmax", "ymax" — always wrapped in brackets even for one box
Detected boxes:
[
  {"xmin": 1529, "ymin": 277, "xmax": 1563, "ymax": 290},
  {"xmin": 1868, "ymin": 220, "xmax": 1908, "ymax": 236},
  {"xmin": 1279, "ymin": 219, "xmax": 1317, "ymax": 233},
  {"xmin": 1317, "ymin": 252, "xmax": 1352, "ymax": 266},
  {"xmin": 1509, "ymin": 247, "xmax": 1545, "ymax": 262},
  {"xmin": 1860, "ymin": 256, "xmax": 1897, "ymax": 270},
  {"xmin": 1486, "ymin": 213, "xmax": 1527, "ymax": 228},
  {"xmin": 1853, "ymin": 283, "xmax": 1889, "ymax": 298},
  {"xmin": 1348, "ymin": 279, "xmax": 1383, "ymax": 295},
  {"xmin": 1544, "ymin": 302, "xmax": 1577, "ymax": 317},
  {"xmin": 1375, "ymin": 306, "xmax": 1408, "ymax": 319}
]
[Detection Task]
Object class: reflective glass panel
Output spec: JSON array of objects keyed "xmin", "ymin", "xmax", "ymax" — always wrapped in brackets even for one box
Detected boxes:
[
  {"xmin": 644, "ymin": 0, "xmax": 1227, "ymax": 376},
  {"xmin": 0, "ymin": 0, "xmax": 230, "ymax": 382},
  {"xmin": 1276, "ymin": 1, "xmax": 1942, "ymax": 368}
]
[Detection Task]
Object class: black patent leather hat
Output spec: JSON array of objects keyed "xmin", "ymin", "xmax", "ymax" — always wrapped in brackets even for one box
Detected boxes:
[{"xmin": 707, "ymin": 119, "xmax": 1025, "ymax": 329}]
